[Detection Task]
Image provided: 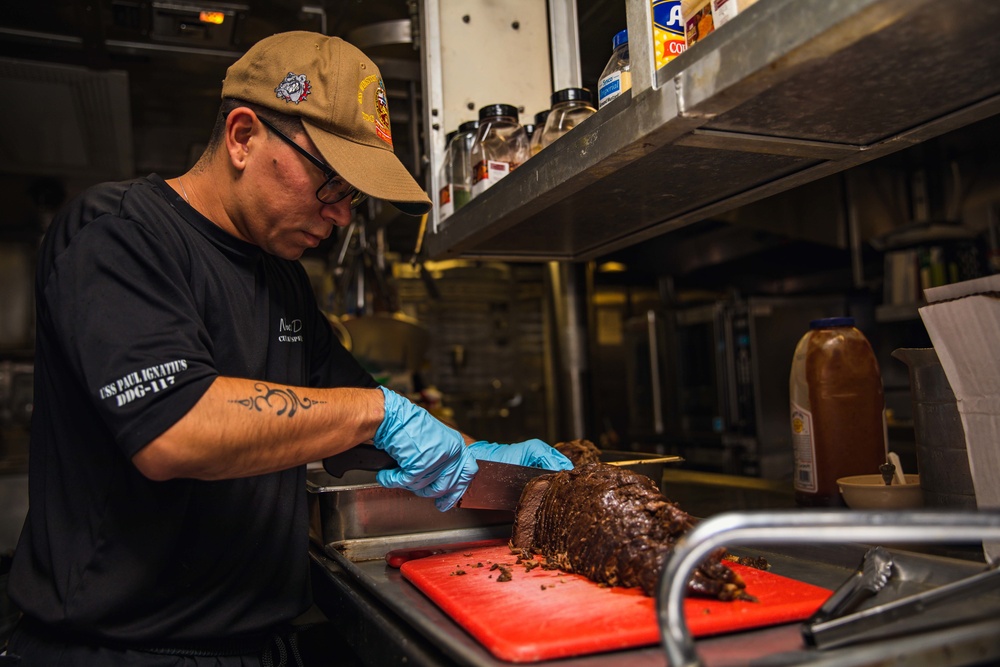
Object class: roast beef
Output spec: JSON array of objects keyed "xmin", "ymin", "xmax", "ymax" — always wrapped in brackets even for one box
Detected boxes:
[
  {"xmin": 510, "ymin": 462, "xmax": 750, "ymax": 600},
  {"xmin": 553, "ymin": 438, "xmax": 602, "ymax": 466}
]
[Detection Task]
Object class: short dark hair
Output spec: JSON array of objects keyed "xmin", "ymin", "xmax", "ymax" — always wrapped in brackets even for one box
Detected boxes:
[{"xmin": 203, "ymin": 98, "xmax": 305, "ymax": 156}]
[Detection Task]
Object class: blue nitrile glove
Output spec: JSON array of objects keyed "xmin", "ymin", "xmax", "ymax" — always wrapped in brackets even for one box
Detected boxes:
[
  {"xmin": 466, "ymin": 439, "xmax": 574, "ymax": 471},
  {"xmin": 373, "ymin": 386, "xmax": 478, "ymax": 511}
]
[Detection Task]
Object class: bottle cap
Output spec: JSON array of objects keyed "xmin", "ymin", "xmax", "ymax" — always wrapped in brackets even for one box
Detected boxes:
[
  {"xmin": 810, "ymin": 317, "xmax": 855, "ymax": 329},
  {"xmin": 534, "ymin": 109, "xmax": 550, "ymax": 126},
  {"xmin": 444, "ymin": 130, "xmax": 458, "ymax": 145},
  {"xmin": 612, "ymin": 29, "xmax": 628, "ymax": 50},
  {"xmin": 478, "ymin": 104, "xmax": 519, "ymax": 122},
  {"xmin": 550, "ymin": 87, "xmax": 594, "ymax": 107},
  {"xmin": 457, "ymin": 120, "xmax": 480, "ymax": 134}
]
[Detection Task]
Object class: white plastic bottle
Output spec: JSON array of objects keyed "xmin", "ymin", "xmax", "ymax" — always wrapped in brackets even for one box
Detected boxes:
[
  {"xmin": 469, "ymin": 104, "xmax": 529, "ymax": 198},
  {"xmin": 538, "ymin": 88, "xmax": 596, "ymax": 151},
  {"xmin": 598, "ymin": 29, "xmax": 630, "ymax": 109}
]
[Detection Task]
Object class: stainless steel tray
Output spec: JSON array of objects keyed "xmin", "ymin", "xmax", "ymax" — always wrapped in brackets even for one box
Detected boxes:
[{"xmin": 306, "ymin": 466, "xmax": 512, "ymax": 561}]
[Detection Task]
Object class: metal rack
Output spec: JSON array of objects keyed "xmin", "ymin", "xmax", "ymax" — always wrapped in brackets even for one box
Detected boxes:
[{"xmin": 423, "ymin": 0, "xmax": 1000, "ymax": 262}]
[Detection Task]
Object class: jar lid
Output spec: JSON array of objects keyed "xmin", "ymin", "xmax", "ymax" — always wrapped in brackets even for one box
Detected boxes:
[
  {"xmin": 550, "ymin": 87, "xmax": 594, "ymax": 107},
  {"xmin": 534, "ymin": 109, "xmax": 550, "ymax": 125},
  {"xmin": 458, "ymin": 119, "xmax": 480, "ymax": 134},
  {"xmin": 612, "ymin": 29, "xmax": 628, "ymax": 50},
  {"xmin": 479, "ymin": 104, "xmax": 519, "ymax": 122},
  {"xmin": 810, "ymin": 317, "xmax": 855, "ymax": 329},
  {"xmin": 444, "ymin": 130, "xmax": 458, "ymax": 145}
]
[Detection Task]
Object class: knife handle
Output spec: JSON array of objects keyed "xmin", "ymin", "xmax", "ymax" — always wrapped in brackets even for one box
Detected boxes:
[{"xmin": 323, "ymin": 444, "xmax": 396, "ymax": 478}]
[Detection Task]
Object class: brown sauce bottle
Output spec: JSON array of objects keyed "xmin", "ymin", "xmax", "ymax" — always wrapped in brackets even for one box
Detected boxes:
[{"xmin": 789, "ymin": 318, "xmax": 885, "ymax": 507}]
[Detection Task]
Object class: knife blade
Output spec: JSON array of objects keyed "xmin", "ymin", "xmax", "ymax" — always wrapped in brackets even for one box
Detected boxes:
[{"xmin": 456, "ymin": 459, "xmax": 555, "ymax": 511}]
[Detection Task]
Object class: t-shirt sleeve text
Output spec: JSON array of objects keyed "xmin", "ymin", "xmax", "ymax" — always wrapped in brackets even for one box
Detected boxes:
[{"xmin": 98, "ymin": 359, "xmax": 190, "ymax": 407}]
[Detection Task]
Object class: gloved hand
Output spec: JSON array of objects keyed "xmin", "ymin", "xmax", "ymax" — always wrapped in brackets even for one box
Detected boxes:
[
  {"xmin": 373, "ymin": 386, "xmax": 478, "ymax": 511},
  {"xmin": 467, "ymin": 439, "xmax": 573, "ymax": 471}
]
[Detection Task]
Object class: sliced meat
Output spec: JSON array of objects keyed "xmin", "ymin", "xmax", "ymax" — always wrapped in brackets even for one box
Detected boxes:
[
  {"xmin": 554, "ymin": 439, "xmax": 602, "ymax": 466},
  {"xmin": 510, "ymin": 462, "xmax": 751, "ymax": 600}
]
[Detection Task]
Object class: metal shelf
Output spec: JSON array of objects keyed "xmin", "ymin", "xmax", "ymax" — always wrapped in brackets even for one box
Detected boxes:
[{"xmin": 424, "ymin": 0, "xmax": 1000, "ymax": 262}]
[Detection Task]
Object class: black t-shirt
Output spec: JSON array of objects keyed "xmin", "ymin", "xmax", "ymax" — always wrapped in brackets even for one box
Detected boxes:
[{"xmin": 10, "ymin": 175, "xmax": 376, "ymax": 644}]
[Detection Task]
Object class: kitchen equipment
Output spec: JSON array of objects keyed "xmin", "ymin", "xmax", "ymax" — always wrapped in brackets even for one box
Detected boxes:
[
  {"xmin": 804, "ymin": 565, "xmax": 1000, "ymax": 650},
  {"xmin": 456, "ymin": 459, "xmax": 554, "ymax": 511},
  {"xmin": 311, "ymin": 450, "xmax": 685, "ymax": 561},
  {"xmin": 657, "ymin": 509, "xmax": 1000, "ymax": 667},
  {"xmin": 324, "ymin": 446, "xmax": 684, "ymax": 511},
  {"xmin": 878, "ymin": 451, "xmax": 908, "ymax": 486},
  {"xmin": 306, "ymin": 465, "xmax": 513, "ymax": 562},
  {"xmin": 457, "ymin": 454, "xmax": 684, "ymax": 510},
  {"xmin": 626, "ymin": 295, "xmax": 844, "ymax": 478},
  {"xmin": 802, "ymin": 546, "xmax": 893, "ymax": 640},
  {"xmin": 398, "ymin": 542, "xmax": 831, "ymax": 663},
  {"xmin": 891, "ymin": 347, "xmax": 977, "ymax": 509},
  {"xmin": 836, "ymin": 474, "xmax": 923, "ymax": 510}
]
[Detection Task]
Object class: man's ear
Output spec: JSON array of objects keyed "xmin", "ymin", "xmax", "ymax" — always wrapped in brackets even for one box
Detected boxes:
[{"xmin": 224, "ymin": 107, "xmax": 259, "ymax": 172}]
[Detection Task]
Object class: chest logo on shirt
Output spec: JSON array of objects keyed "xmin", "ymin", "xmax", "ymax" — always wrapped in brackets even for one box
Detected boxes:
[{"xmin": 278, "ymin": 317, "xmax": 303, "ymax": 343}]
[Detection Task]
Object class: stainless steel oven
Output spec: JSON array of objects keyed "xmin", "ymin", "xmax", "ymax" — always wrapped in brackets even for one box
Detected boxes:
[{"xmin": 625, "ymin": 295, "xmax": 844, "ymax": 479}]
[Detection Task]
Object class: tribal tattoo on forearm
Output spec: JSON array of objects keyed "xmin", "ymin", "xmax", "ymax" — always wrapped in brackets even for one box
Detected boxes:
[{"xmin": 230, "ymin": 382, "xmax": 326, "ymax": 418}]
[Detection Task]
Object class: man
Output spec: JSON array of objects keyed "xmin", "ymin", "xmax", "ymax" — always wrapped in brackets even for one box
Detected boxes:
[{"xmin": 5, "ymin": 31, "xmax": 571, "ymax": 665}]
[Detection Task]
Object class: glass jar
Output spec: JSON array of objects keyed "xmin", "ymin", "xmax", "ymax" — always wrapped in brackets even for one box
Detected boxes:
[
  {"xmin": 437, "ymin": 129, "xmax": 458, "ymax": 221},
  {"xmin": 529, "ymin": 110, "xmax": 550, "ymax": 157},
  {"xmin": 443, "ymin": 120, "xmax": 478, "ymax": 216},
  {"xmin": 790, "ymin": 317, "xmax": 886, "ymax": 507},
  {"xmin": 469, "ymin": 104, "xmax": 529, "ymax": 198},
  {"xmin": 537, "ymin": 88, "xmax": 596, "ymax": 151},
  {"xmin": 598, "ymin": 29, "xmax": 630, "ymax": 109}
]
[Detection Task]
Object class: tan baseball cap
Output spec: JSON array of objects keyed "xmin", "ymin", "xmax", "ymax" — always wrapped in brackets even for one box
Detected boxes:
[{"xmin": 221, "ymin": 31, "xmax": 431, "ymax": 216}]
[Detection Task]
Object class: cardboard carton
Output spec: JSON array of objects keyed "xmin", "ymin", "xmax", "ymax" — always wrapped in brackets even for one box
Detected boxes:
[{"xmin": 919, "ymin": 274, "xmax": 1000, "ymax": 563}]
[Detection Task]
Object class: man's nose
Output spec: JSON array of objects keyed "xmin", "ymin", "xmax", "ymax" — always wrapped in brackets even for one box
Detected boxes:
[{"xmin": 322, "ymin": 199, "xmax": 353, "ymax": 227}]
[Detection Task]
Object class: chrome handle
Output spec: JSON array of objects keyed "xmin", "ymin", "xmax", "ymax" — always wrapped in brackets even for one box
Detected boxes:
[{"xmin": 657, "ymin": 509, "xmax": 1000, "ymax": 667}]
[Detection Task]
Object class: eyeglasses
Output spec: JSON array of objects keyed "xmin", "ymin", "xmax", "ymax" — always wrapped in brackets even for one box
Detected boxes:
[{"xmin": 257, "ymin": 116, "xmax": 368, "ymax": 208}]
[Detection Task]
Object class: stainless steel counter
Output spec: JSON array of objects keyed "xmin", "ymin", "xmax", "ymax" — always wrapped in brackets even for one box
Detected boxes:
[{"xmin": 309, "ymin": 526, "xmax": 1000, "ymax": 667}]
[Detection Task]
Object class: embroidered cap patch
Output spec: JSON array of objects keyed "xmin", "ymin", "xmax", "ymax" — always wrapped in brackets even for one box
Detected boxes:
[
  {"xmin": 358, "ymin": 74, "xmax": 392, "ymax": 146},
  {"xmin": 275, "ymin": 72, "xmax": 311, "ymax": 104}
]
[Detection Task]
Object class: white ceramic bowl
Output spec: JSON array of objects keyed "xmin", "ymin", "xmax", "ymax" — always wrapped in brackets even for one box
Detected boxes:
[{"xmin": 837, "ymin": 474, "xmax": 924, "ymax": 510}]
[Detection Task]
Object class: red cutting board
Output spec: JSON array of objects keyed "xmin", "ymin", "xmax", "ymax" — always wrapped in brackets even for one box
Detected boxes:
[{"xmin": 399, "ymin": 543, "xmax": 831, "ymax": 663}]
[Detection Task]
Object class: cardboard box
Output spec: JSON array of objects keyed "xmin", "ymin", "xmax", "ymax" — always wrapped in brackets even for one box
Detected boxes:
[{"xmin": 919, "ymin": 274, "xmax": 1000, "ymax": 563}]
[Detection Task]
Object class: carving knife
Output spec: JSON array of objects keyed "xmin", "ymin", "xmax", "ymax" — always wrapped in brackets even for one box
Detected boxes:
[
  {"xmin": 323, "ymin": 446, "xmax": 550, "ymax": 511},
  {"xmin": 456, "ymin": 456, "xmax": 683, "ymax": 511},
  {"xmin": 322, "ymin": 445, "xmax": 683, "ymax": 512}
]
